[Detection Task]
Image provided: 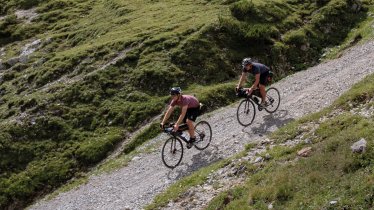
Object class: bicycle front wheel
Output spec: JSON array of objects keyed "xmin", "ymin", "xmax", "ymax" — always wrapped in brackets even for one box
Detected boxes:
[
  {"xmin": 265, "ymin": 87, "xmax": 280, "ymax": 113},
  {"xmin": 194, "ymin": 121, "xmax": 212, "ymax": 150},
  {"xmin": 161, "ymin": 137, "xmax": 183, "ymax": 169},
  {"xmin": 236, "ymin": 99, "xmax": 256, "ymax": 126}
]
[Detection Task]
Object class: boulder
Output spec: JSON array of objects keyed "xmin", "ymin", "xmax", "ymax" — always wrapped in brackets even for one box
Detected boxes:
[{"xmin": 351, "ymin": 138, "xmax": 367, "ymax": 153}]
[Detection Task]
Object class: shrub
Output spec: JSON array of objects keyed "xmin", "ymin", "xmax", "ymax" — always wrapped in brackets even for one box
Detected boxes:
[
  {"xmin": 6, "ymin": 116, "xmax": 72, "ymax": 141},
  {"xmin": 131, "ymin": 64, "xmax": 184, "ymax": 94},
  {"xmin": 283, "ymin": 28, "xmax": 307, "ymax": 46},
  {"xmin": 0, "ymin": 156, "xmax": 76, "ymax": 209},
  {"xmin": 75, "ymin": 131, "xmax": 122, "ymax": 165}
]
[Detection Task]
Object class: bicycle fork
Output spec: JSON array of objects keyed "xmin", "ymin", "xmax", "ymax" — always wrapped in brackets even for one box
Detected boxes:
[{"xmin": 170, "ymin": 138, "xmax": 177, "ymax": 154}]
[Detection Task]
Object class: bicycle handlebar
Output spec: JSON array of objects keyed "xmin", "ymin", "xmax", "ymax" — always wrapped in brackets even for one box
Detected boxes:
[
  {"xmin": 236, "ymin": 88, "xmax": 261, "ymax": 98},
  {"xmin": 163, "ymin": 123, "xmax": 187, "ymax": 134}
]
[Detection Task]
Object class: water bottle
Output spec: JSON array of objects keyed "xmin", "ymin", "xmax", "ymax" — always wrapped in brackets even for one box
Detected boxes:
[{"xmin": 180, "ymin": 132, "xmax": 188, "ymax": 141}]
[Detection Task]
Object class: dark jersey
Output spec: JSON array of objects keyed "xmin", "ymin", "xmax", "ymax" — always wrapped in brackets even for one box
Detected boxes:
[{"xmin": 244, "ymin": 62, "xmax": 269, "ymax": 75}]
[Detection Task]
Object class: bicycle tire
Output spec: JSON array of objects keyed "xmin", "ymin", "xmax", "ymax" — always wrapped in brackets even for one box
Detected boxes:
[
  {"xmin": 265, "ymin": 87, "xmax": 280, "ymax": 113},
  {"xmin": 194, "ymin": 121, "xmax": 212, "ymax": 150},
  {"xmin": 161, "ymin": 137, "xmax": 183, "ymax": 169},
  {"xmin": 236, "ymin": 99, "xmax": 256, "ymax": 126}
]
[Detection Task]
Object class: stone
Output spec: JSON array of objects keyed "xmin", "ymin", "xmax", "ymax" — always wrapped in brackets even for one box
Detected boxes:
[
  {"xmin": 7, "ymin": 57, "xmax": 19, "ymax": 67},
  {"xmin": 304, "ymin": 138, "xmax": 312, "ymax": 144},
  {"xmin": 132, "ymin": 156, "xmax": 141, "ymax": 161},
  {"xmin": 20, "ymin": 39, "xmax": 41, "ymax": 57},
  {"xmin": 297, "ymin": 147, "xmax": 312, "ymax": 157},
  {"xmin": 254, "ymin": 156, "xmax": 264, "ymax": 163},
  {"xmin": 264, "ymin": 153, "xmax": 271, "ymax": 160},
  {"xmin": 0, "ymin": 61, "xmax": 4, "ymax": 71},
  {"xmin": 19, "ymin": 55, "xmax": 29, "ymax": 64},
  {"xmin": 330, "ymin": 200, "xmax": 338, "ymax": 205},
  {"xmin": 351, "ymin": 138, "xmax": 367, "ymax": 153}
]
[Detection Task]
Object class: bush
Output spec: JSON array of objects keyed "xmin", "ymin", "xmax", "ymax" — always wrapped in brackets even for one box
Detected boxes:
[
  {"xmin": 75, "ymin": 131, "xmax": 122, "ymax": 165},
  {"xmin": 0, "ymin": 156, "xmax": 76, "ymax": 209},
  {"xmin": 131, "ymin": 64, "xmax": 184, "ymax": 94},
  {"xmin": 283, "ymin": 29, "xmax": 307, "ymax": 46},
  {"xmin": 7, "ymin": 116, "xmax": 72, "ymax": 141}
]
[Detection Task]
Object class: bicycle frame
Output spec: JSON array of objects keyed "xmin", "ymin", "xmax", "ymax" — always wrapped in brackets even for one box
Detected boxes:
[
  {"xmin": 240, "ymin": 88, "xmax": 276, "ymax": 110},
  {"xmin": 163, "ymin": 124, "xmax": 205, "ymax": 145},
  {"xmin": 164, "ymin": 124, "xmax": 205, "ymax": 144},
  {"xmin": 164, "ymin": 128, "xmax": 190, "ymax": 144}
]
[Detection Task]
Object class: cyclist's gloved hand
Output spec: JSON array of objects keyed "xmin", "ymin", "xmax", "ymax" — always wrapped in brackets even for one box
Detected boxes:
[
  {"xmin": 235, "ymin": 86, "xmax": 240, "ymax": 92},
  {"xmin": 160, "ymin": 123, "xmax": 164, "ymax": 130}
]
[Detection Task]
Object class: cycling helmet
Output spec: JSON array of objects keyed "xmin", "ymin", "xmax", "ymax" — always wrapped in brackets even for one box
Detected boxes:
[
  {"xmin": 170, "ymin": 87, "xmax": 182, "ymax": 95},
  {"xmin": 241, "ymin": 57, "xmax": 253, "ymax": 69}
]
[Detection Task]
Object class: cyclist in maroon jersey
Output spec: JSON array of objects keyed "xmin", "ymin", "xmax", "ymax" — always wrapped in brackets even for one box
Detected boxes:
[{"xmin": 160, "ymin": 87, "xmax": 200, "ymax": 148}]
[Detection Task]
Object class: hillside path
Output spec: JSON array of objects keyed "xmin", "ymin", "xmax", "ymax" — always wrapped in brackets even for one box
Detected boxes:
[{"xmin": 29, "ymin": 40, "xmax": 374, "ymax": 210}]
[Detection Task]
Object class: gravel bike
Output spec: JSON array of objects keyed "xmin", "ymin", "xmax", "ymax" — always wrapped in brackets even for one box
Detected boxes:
[
  {"xmin": 236, "ymin": 87, "xmax": 281, "ymax": 126},
  {"xmin": 161, "ymin": 121, "xmax": 212, "ymax": 169}
]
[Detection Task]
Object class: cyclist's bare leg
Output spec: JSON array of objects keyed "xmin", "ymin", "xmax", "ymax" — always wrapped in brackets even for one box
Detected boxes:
[
  {"xmin": 186, "ymin": 119, "xmax": 195, "ymax": 139},
  {"xmin": 259, "ymin": 84, "xmax": 267, "ymax": 104}
]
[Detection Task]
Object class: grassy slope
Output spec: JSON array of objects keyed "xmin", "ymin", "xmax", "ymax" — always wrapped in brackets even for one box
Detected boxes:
[
  {"xmin": 0, "ymin": 0, "xmax": 372, "ymax": 209},
  {"xmin": 0, "ymin": 1, "xmax": 232, "ymax": 208}
]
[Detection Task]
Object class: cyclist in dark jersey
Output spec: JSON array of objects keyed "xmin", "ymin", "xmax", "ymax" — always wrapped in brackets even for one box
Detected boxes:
[
  {"xmin": 236, "ymin": 58, "xmax": 270, "ymax": 108},
  {"xmin": 160, "ymin": 87, "xmax": 200, "ymax": 148}
]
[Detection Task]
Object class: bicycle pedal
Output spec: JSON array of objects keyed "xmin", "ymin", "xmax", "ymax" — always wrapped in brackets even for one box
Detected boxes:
[{"xmin": 186, "ymin": 143, "xmax": 193, "ymax": 149}]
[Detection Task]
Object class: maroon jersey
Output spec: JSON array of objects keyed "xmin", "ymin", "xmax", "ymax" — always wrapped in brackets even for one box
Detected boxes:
[{"xmin": 170, "ymin": 95, "xmax": 199, "ymax": 108}]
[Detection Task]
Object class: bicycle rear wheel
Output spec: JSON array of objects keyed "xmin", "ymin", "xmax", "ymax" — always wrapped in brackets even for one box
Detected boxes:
[
  {"xmin": 194, "ymin": 121, "xmax": 212, "ymax": 150},
  {"xmin": 161, "ymin": 137, "xmax": 183, "ymax": 169},
  {"xmin": 265, "ymin": 87, "xmax": 280, "ymax": 113},
  {"xmin": 236, "ymin": 99, "xmax": 256, "ymax": 126}
]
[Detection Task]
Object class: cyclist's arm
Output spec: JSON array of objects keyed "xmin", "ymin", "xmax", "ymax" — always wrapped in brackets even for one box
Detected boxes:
[
  {"xmin": 237, "ymin": 72, "xmax": 248, "ymax": 88},
  {"xmin": 176, "ymin": 105, "xmax": 188, "ymax": 126},
  {"xmin": 161, "ymin": 105, "xmax": 175, "ymax": 125},
  {"xmin": 251, "ymin": 73, "xmax": 260, "ymax": 89}
]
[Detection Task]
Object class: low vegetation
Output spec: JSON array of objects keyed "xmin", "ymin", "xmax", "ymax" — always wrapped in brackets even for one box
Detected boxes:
[{"xmin": 0, "ymin": 0, "xmax": 372, "ymax": 208}]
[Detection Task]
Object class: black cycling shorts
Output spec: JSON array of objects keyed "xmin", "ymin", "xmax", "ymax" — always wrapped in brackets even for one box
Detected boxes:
[
  {"xmin": 183, "ymin": 107, "xmax": 200, "ymax": 123},
  {"xmin": 259, "ymin": 71, "xmax": 270, "ymax": 86}
]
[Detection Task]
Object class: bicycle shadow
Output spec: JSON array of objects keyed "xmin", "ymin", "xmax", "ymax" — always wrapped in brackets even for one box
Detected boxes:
[
  {"xmin": 242, "ymin": 109, "xmax": 294, "ymax": 136},
  {"xmin": 166, "ymin": 144, "xmax": 222, "ymax": 181}
]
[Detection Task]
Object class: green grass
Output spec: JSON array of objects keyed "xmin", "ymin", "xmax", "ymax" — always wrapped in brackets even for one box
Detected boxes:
[
  {"xmin": 205, "ymin": 73, "xmax": 374, "ymax": 209},
  {"xmin": 0, "ymin": 0, "xmax": 372, "ymax": 209}
]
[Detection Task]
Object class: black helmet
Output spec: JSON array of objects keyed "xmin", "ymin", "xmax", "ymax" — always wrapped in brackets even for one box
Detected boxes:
[
  {"xmin": 170, "ymin": 87, "xmax": 182, "ymax": 95},
  {"xmin": 241, "ymin": 57, "xmax": 252, "ymax": 69}
]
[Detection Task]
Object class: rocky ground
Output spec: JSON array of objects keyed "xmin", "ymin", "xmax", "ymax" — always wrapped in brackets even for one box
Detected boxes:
[{"xmin": 28, "ymin": 40, "xmax": 374, "ymax": 210}]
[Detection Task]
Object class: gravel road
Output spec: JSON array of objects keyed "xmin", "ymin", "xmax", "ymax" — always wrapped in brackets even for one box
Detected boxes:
[{"xmin": 29, "ymin": 40, "xmax": 374, "ymax": 210}]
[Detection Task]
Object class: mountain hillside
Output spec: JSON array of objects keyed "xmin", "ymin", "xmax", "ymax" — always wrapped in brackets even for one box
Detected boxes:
[
  {"xmin": 29, "ymin": 40, "xmax": 374, "ymax": 210},
  {"xmin": 0, "ymin": 0, "xmax": 372, "ymax": 209}
]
